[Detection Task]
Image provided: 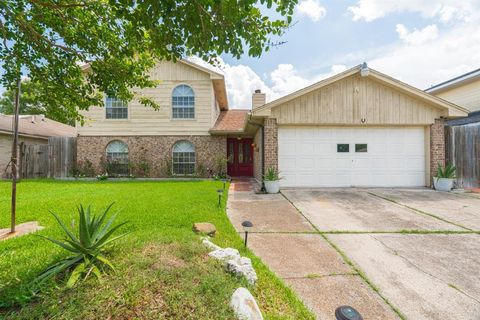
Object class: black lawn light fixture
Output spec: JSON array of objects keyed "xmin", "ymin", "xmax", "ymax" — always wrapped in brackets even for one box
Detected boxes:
[
  {"xmin": 335, "ymin": 306, "xmax": 363, "ymax": 320},
  {"xmin": 221, "ymin": 178, "xmax": 228, "ymax": 190},
  {"xmin": 241, "ymin": 220, "xmax": 253, "ymax": 247},
  {"xmin": 217, "ymin": 189, "xmax": 223, "ymax": 206}
]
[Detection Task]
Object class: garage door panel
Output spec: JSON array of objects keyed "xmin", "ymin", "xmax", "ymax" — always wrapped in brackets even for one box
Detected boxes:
[{"xmin": 278, "ymin": 126, "xmax": 426, "ymax": 187}]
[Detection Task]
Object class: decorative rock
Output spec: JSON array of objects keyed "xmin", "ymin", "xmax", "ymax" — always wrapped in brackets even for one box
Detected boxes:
[
  {"xmin": 226, "ymin": 257, "xmax": 257, "ymax": 285},
  {"xmin": 230, "ymin": 287, "xmax": 263, "ymax": 320},
  {"xmin": 202, "ymin": 237, "xmax": 221, "ymax": 251},
  {"xmin": 193, "ymin": 222, "xmax": 216, "ymax": 236},
  {"xmin": 209, "ymin": 248, "xmax": 241, "ymax": 262}
]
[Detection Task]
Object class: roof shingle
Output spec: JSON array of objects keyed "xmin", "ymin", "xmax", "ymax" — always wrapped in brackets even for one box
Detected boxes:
[
  {"xmin": 0, "ymin": 115, "xmax": 76, "ymax": 138},
  {"xmin": 210, "ymin": 110, "xmax": 249, "ymax": 133}
]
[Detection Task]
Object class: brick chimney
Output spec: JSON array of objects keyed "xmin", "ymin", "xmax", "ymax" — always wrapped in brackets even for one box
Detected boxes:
[{"xmin": 252, "ymin": 89, "xmax": 266, "ymax": 109}]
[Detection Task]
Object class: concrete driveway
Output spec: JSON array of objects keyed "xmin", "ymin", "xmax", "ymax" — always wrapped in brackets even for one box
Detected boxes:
[{"xmin": 282, "ymin": 188, "xmax": 480, "ymax": 320}]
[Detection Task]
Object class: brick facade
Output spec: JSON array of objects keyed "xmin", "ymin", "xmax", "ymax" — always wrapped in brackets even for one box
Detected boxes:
[
  {"xmin": 77, "ymin": 135, "xmax": 226, "ymax": 177},
  {"xmin": 264, "ymin": 118, "xmax": 278, "ymax": 171},
  {"xmin": 430, "ymin": 118, "xmax": 446, "ymax": 182}
]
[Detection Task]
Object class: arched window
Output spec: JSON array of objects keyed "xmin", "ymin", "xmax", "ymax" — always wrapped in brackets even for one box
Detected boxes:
[
  {"xmin": 172, "ymin": 85, "xmax": 195, "ymax": 119},
  {"xmin": 172, "ymin": 141, "xmax": 195, "ymax": 175},
  {"xmin": 106, "ymin": 140, "xmax": 129, "ymax": 175}
]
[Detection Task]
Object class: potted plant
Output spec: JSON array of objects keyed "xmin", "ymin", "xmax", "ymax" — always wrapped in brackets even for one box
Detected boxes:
[
  {"xmin": 433, "ymin": 162, "xmax": 456, "ymax": 191},
  {"xmin": 263, "ymin": 167, "xmax": 282, "ymax": 194}
]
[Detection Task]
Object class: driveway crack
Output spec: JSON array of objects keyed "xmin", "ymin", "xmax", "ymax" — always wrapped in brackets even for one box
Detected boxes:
[{"xmin": 369, "ymin": 234, "xmax": 480, "ymax": 304}]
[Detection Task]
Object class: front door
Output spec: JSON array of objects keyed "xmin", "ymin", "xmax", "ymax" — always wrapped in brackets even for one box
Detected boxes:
[{"xmin": 227, "ymin": 138, "xmax": 253, "ymax": 177}]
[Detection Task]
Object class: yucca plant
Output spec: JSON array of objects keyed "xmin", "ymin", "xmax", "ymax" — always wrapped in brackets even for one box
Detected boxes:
[
  {"xmin": 263, "ymin": 167, "xmax": 282, "ymax": 181},
  {"xmin": 35, "ymin": 203, "xmax": 129, "ymax": 287},
  {"xmin": 436, "ymin": 162, "xmax": 456, "ymax": 179}
]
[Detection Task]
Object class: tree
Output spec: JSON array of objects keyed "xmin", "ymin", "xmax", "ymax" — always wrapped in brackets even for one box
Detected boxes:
[
  {"xmin": 0, "ymin": 0, "xmax": 297, "ymax": 122},
  {"xmin": 0, "ymin": 80, "xmax": 77, "ymax": 125}
]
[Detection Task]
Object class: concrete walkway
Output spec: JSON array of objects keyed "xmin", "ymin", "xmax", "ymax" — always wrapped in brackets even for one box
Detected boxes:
[{"xmin": 226, "ymin": 179, "xmax": 399, "ymax": 319}]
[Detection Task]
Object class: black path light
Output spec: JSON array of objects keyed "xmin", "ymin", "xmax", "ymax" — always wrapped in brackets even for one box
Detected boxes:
[
  {"xmin": 241, "ymin": 220, "xmax": 253, "ymax": 247},
  {"xmin": 217, "ymin": 189, "xmax": 223, "ymax": 207},
  {"xmin": 221, "ymin": 178, "xmax": 228, "ymax": 190},
  {"xmin": 335, "ymin": 306, "xmax": 363, "ymax": 320}
]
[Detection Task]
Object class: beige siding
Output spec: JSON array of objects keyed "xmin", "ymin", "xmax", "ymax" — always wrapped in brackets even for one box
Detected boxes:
[
  {"xmin": 253, "ymin": 126, "xmax": 263, "ymax": 183},
  {"xmin": 0, "ymin": 134, "xmax": 47, "ymax": 178},
  {"xmin": 435, "ymin": 78, "xmax": 480, "ymax": 112},
  {"xmin": 272, "ymin": 74, "xmax": 445, "ymax": 125},
  {"xmin": 77, "ymin": 61, "xmax": 216, "ymax": 136}
]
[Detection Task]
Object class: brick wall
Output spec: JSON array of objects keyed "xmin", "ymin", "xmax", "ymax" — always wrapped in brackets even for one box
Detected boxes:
[
  {"xmin": 430, "ymin": 118, "xmax": 445, "ymax": 182},
  {"xmin": 264, "ymin": 118, "xmax": 278, "ymax": 171},
  {"xmin": 77, "ymin": 135, "xmax": 226, "ymax": 177}
]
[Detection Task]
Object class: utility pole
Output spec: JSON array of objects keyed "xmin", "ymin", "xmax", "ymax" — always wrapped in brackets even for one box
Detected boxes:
[{"xmin": 10, "ymin": 77, "xmax": 21, "ymax": 234}]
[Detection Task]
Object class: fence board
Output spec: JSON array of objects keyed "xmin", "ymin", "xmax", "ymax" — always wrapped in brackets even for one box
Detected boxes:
[
  {"xmin": 20, "ymin": 137, "xmax": 76, "ymax": 179},
  {"xmin": 446, "ymin": 124, "xmax": 480, "ymax": 188}
]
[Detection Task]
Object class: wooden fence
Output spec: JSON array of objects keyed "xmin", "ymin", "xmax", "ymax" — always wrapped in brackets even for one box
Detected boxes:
[
  {"xmin": 20, "ymin": 137, "xmax": 76, "ymax": 178},
  {"xmin": 446, "ymin": 123, "xmax": 480, "ymax": 188}
]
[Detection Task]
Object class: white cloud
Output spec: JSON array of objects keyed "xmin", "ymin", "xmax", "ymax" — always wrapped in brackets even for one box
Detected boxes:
[
  {"xmin": 296, "ymin": 0, "xmax": 327, "ymax": 22},
  {"xmin": 347, "ymin": 0, "xmax": 475, "ymax": 23},
  {"xmin": 395, "ymin": 24, "xmax": 439, "ymax": 45},
  {"xmin": 187, "ymin": 56, "xmax": 347, "ymax": 109}
]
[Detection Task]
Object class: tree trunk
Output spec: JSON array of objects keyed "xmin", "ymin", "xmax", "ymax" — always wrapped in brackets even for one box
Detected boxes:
[{"xmin": 10, "ymin": 78, "xmax": 21, "ymax": 234}]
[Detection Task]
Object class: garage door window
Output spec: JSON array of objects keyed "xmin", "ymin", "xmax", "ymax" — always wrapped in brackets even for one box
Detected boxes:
[
  {"xmin": 337, "ymin": 144, "xmax": 349, "ymax": 153},
  {"xmin": 355, "ymin": 144, "xmax": 368, "ymax": 152}
]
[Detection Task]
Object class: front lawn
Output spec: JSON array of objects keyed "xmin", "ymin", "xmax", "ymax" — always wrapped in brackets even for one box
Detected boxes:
[{"xmin": 0, "ymin": 180, "xmax": 313, "ymax": 319}]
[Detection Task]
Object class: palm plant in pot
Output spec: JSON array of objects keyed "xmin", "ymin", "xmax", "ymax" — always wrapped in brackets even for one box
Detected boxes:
[
  {"xmin": 263, "ymin": 167, "xmax": 282, "ymax": 194},
  {"xmin": 434, "ymin": 162, "xmax": 456, "ymax": 191}
]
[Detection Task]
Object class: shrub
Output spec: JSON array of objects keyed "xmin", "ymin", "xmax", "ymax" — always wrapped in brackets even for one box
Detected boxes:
[
  {"xmin": 129, "ymin": 159, "xmax": 150, "ymax": 178},
  {"xmin": 263, "ymin": 167, "xmax": 281, "ymax": 181},
  {"xmin": 160, "ymin": 157, "xmax": 173, "ymax": 177},
  {"xmin": 35, "ymin": 204, "xmax": 130, "ymax": 288},
  {"xmin": 195, "ymin": 162, "xmax": 207, "ymax": 177},
  {"xmin": 213, "ymin": 154, "xmax": 228, "ymax": 179},
  {"xmin": 436, "ymin": 162, "xmax": 456, "ymax": 179},
  {"xmin": 71, "ymin": 160, "xmax": 95, "ymax": 178}
]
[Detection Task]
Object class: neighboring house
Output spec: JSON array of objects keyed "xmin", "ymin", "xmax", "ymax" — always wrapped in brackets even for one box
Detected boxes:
[
  {"xmin": 0, "ymin": 114, "xmax": 77, "ymax": 177},
  {"xmin": 425, "ymin": 68, "xmax": 480, "ymax": 112},
  {"xmin": 77, "ymin": 60, "xmax": 468, "ymax": 187},
  {"xmin": 426, "ymin": 68, "xmax": 480, "ymax": 188}
]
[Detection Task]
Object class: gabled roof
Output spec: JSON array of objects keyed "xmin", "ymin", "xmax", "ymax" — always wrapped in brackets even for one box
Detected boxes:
[
  {"xmin": 81, "ymin": 58, "xmax": 229, "ymax": 111},
  {"xmin": 0, "ymin": 115, "xmax": 76, "ymax": 139},
  {"xmin": 209, "ymin": 110, "xmax": 249, "ymax": 134},
  {"xmin": 426, "ymin": 68, "xmax": 480, "ymax": 94},
  {"xmin": 253, "ymin": 64, "xmax": 469, "ymax": 118}
]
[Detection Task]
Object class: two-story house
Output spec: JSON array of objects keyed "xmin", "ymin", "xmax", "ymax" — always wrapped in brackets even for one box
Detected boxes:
[
  {"xmin": 77, "ymin": 60, "xmax": 469, "ymax": 188},
  {"xmin": 77, "ymin": 59, "xmax": 257, "ymax": 178}
]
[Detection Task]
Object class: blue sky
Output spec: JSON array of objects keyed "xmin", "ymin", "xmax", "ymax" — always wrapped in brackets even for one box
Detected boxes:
[{"xmin": 214, "ymin": 0, "xmax": 480, "ymax": 108}]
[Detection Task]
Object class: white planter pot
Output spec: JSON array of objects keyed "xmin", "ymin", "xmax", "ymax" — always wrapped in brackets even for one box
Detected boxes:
[
  {"xmin": 264, "ymin": 180, "xmax": 280, "ymax": 194},
  {"xmin": 433, "ymin": 178, "xmax": 454, "ymax": 192}
]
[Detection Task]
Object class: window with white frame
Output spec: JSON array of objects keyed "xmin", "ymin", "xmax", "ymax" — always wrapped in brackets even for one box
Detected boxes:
[
  {"xmin": 172, "ymin": 141, "xmax": 195, "ymax": 175},
  {"xmin": 106, "ymin": 140, "xmax": 129, "ymax": 175},
  {"xmin": 105, "ymin": 96, "xmax": 128, "ymax": 119},
  {"xmin": 172, "ymin": 85, "xmax": 195, "ymax": 119}
]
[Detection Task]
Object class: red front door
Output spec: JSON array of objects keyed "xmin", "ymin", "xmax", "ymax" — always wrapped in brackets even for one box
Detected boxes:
[{"xmin": 227, "ymin": 138, "xmax": 254, "ymax": 177}]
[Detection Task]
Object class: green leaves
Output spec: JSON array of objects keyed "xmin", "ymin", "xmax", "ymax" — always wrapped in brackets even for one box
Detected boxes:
[
  {"xmin": 35, "ymin": 203, "xmax": 130, "ymax": 287},
  {"xmin": 436, "ymin": 162, "xmax": 456, "ymax": 179},
  {"xmin": 263, "ymin": 167, "xmax": 282, "ymax": 181},
  {"xmin": 1, "ymin": 0, "xmax": 297, "ymax": 122}
]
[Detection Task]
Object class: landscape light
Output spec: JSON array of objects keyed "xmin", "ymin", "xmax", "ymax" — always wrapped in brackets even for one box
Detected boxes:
[
  {"xmin": 241, "ymin": 220, "xmax": 253, "ymax": 247},
  {"xmin": 335, "ymin": 306, "xmax": 363, "ymax": 320},
  {"xmin": 217, "ymin": 189, "xmax": 223, "ymax": 206}
]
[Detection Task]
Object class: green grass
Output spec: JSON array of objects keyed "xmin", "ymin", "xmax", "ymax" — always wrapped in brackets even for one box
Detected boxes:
[{"xmin": 0, "ymin": 180, "xmax": 314, "ymax": 319}]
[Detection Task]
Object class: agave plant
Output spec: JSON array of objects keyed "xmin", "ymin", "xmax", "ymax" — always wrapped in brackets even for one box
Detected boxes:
[
  {"xmin": 436, "ymin": 162, "xmax": 456, "ymax": 179},
  {"xmin": 263, "ymin": 167, "xmax": 282, "ymax": 181},
  {"xmin": 36, "ymin": 203, "xmax": 129, "ymax": 287}
]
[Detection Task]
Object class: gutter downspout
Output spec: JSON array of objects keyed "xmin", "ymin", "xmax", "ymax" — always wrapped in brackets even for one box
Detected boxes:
[{"xmin": 247, "ymin": 114, "xmax": 266, "ymax": 192}]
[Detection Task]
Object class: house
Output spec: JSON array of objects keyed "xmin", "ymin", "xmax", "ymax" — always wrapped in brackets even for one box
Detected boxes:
[
  {"xmin": 0, "ymin": 114, "xmax": 77, "ymax": 178},
  {"xmin": 77, "ymin": 60, "xmax": 469, "ymax": 187},
  {"xmin": 425, "ymin": 68, "xmax": 480, "ymax": 112},
  {"xmin": 426, "ymin": 68, "xmax": 480, "ymax": 188}
]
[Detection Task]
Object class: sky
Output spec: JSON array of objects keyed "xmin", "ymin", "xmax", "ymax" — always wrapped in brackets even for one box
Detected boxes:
[{"xmin": 201, "ymin": 0, "xmax": 480, "ymax": 109}]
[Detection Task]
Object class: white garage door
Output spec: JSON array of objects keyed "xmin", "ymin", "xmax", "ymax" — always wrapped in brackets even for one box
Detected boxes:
[{"xmin": 278, "ymin": 126, "xmax": 426, "ymax": 187}]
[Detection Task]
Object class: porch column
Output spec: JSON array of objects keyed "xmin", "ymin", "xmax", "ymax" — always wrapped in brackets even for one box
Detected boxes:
[
  {"xmin": 430, "ymin": 118, "xmax": 446, "ymax": 183},
  {"xmin": 264, "ymin": 118, "xmax": 278, "ymax": 171}
]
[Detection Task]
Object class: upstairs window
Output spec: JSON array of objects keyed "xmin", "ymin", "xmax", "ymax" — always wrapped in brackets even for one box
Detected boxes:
[
  {"xmin": 172, "ymin": 141, "xmax": 195, "ymax": 175},
  {"xmin": 106, "ymin": 96, "xmax": 128, "ymax": 119},
  {"xmin": 172, "ymin": 85, "xmax": 195, "ymax": 119},
  {"xmin": 106, "ymin": 140, "xmax": 129, "ymax": 175}
]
